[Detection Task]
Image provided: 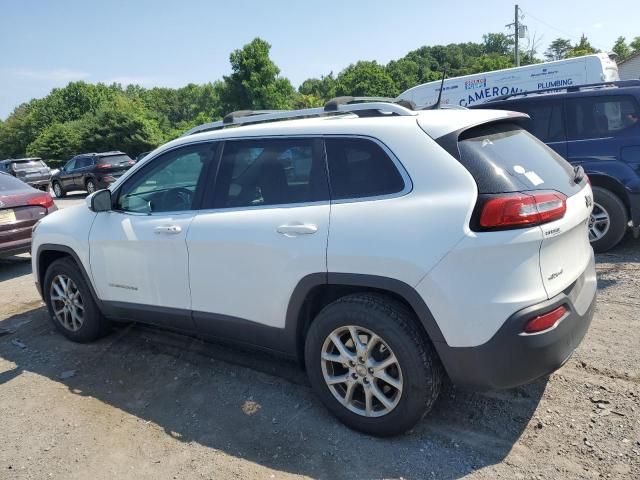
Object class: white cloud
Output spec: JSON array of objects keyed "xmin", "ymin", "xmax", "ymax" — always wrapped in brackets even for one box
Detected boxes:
[{"xmin": 7, "ymin": 68, "xmax": 91, "ymax": 82}]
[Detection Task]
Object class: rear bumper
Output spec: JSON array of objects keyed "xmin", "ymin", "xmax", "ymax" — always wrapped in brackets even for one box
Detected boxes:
[
  {"xmin": 24, "ymin": 179, "xmax": 51, "ymax": 190},
  {"xmin": 437, "ymin": 251, "xmax": 597, "ymax": 390},
  {"xmin": 0, "ymin": 238, "xmax": 31, "ymax": 257}
]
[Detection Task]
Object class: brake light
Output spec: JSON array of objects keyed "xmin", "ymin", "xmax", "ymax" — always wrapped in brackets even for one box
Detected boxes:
[
  {"xmin": 96, "ymin": 163, "xmax": 112, "ymax": 169},
  {"xmin": 27, "ymin": 192, "xmax": 54, "ymax": 209},
  {"xmin": 523, "ymin": 305, "xmax": 567, "ymax": 333},
  {"xmin": 479, "ymin": 191, "xmax": 566, "ymax": 229}
]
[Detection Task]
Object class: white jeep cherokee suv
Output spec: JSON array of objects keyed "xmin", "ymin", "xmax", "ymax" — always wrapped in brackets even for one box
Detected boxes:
[{"xmin": 32, "ymin": 99, "xmax": 597, "ymax": 437}]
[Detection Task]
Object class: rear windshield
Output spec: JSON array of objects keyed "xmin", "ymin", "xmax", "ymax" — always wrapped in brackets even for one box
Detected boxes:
[
  {"xmin": 457, "ymin": 123, "xmax": 581, "ymax": 196},
  {"xmin": 11, "ymin": 160, "xmax": 47, "ymax": 170},
  {"xmin": 98, "ymin": 154, "xmax": 132, "ymax": 165}
]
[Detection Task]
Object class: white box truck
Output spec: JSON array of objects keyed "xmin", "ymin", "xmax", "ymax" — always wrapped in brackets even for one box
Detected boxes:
[{"xmin": 398, "ymin": 53, "xmax": 620, "ymax": 108}]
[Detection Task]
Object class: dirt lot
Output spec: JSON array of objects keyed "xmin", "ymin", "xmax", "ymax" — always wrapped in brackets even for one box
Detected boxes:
[{"xmin": 1, "ymin": 196, "xmax": 639, "ymax": 479}]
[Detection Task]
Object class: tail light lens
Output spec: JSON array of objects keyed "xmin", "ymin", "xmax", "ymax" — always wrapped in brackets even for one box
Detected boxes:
[
  {"xmin": 478, "ymin": 191, "xmax": 567, "ymax": 230},
  {"xmin": 27, "ymin": 192, "xmax": 54, "ymax": 209},
  {"xmin": 523, "ymin": 305, "xmax": 567, "ymax": 333},
  {"xmin": 96, "ymin": 163, "xmax": 112, "ymax": 169}
]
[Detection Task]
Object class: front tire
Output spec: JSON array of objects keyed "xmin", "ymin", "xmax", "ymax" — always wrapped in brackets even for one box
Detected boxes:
[
  {"xmin": 590, "ymin": 187, "xmax": 628, "ymax": 253},
  {"xmin": 52, "ymin": 181, "xmax": 66, "ymax": 198},
  {"xmin": 43, "ymin": 257, "xmax": 110, "ymax": 342},
  {"xmin": 305, "ymin": 293, "xmax": 442, "ymax": 437}
]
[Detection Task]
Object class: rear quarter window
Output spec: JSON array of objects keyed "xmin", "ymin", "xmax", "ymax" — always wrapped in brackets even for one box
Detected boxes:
[
  {"xmin": 457, "ymin": 122, "xmax": 581, "ymax": 196},
  {"xmin": 324, "ymin": 138, "xmax": 405, "ymax": 200}
]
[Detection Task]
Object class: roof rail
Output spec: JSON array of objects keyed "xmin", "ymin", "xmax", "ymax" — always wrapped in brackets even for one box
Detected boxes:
[
  {"xmin": 487, "ymin": 79, "xmax": 640, "ymax": 103},
  {"xmin": 182, "ymin": 100, "xmax": 417, "ymax": 137}
]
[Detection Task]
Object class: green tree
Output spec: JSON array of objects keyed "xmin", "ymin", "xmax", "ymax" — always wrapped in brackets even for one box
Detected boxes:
[
  {"xmin": 612, "ymin": 36, "xmax": 631, "ymax": 60},
  {"xmin": 0, "ymin": 104, "xmax": 36, "ymax": 158},
  {"xmin": 630, "ymin": 36, "xmax": 640, "ymax": 54},
  {"xmin": 335, "ymin": 61, "xmax": 397, "ymax": 97},
  {"xmin": 298, "ymin": 73, "xmax": 337, "ymax": 101},
  {"xmin": 385, "ymin": 59, "xmax": 420, "ymax": 93},
  {"xmin": 26, "ymin": 120, "xmax": 86, "ymax": 161},
  {"xmin": 217, "ymin": 38, "xmax": 295, "ymax": 113},
  {"xmin": 545, "ymin": 38, "xmax": 573, "ymax": 61},
  {"xmin": 470, "ymin": 54, "xmax": 513, "ymax": 74},
  {"xmin": 482, "ymin": 33, "xmax": 513, "ymax": 56},
  {"xmin": 566, "ymin": 34, "xmax": 599, "ymax": 58},
  {"xmin": 82, "ymin": 96, "xmax": 164, "ymax": 157}
]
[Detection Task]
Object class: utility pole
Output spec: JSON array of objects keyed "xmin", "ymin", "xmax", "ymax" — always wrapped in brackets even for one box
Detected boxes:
[
  {"xmin": 514, "ymin": 4, "xmax": 519, "ymax": 66},
  {"xmin": 506, "ymin": 4, "xmax": 526, "ymax": 66}
]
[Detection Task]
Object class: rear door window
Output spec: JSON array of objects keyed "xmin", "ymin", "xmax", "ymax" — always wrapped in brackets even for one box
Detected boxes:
[
  {"xmin": 324, "ymin": 137, "xmax": 405, "ymax": 200},
  {"xmin": 566, "ymin": 95, "xmax": 640, "ymax": 140},
  {"xmin": 457, "ymin": 122, "xmax": 581, "ymax": 196},
  {"xmin": 211, "ymin": 138, "xmax": 328, "ymax": 208},
  {"xmin": 510, "ymin": 101, "xmax": 566, "ymax": 143}
]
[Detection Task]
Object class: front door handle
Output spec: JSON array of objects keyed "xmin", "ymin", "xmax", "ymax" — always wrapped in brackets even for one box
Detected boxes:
[
  {"xmin": 154, "ymin": 225, "xmax": 182, "ymax": 234},
  {"xmin": 277, "ymin": 223, "xmax": 318, "ymax": 236}
]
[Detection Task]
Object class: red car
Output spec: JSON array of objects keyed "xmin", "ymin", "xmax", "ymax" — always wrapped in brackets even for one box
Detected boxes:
[{"xmin": 0, "ymin": 172, "xmax": 57, "ymax": 257}]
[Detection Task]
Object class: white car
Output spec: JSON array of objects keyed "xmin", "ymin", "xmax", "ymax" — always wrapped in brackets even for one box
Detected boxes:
[{"xmin": 31, "ymin": 99, "xmax": 597, "ymax": 436}]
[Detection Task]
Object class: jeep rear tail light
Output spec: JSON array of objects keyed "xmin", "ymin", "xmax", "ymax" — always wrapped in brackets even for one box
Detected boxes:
[
  {"xmin": 523, "ymin": 305, "xmax": 567, "ymax": 333},
  {"xmin": 478, "ymin": 191, "xmax": 566, "ymax": 230},
  {"xmin": 96, "ymin": 163, "xmax": 112, "ymax": 169}
]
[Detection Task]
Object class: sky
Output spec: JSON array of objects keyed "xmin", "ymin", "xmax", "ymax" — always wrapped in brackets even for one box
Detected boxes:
[{"xmin": 1, "ymin": 0, "xmax": 638, "ymax": 119}]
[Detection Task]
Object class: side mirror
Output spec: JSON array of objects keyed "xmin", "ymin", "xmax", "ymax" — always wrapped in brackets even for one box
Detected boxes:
[{"xmin": 88, "ymin": 189, "xmax": 112, "ymax": 212}]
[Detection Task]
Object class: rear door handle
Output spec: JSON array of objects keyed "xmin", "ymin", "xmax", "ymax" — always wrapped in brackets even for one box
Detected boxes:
[
  {"xmin": 154, "ymin": 225, "xmax": 182, "ymax": 234},
  {"xmin": 277, "ymin": 223, "xmax": 318, "ymax": 236}
]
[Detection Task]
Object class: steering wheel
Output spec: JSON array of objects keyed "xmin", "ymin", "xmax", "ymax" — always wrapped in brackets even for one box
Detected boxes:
[{"xmin": 159, "ymin": 187, "xmax": 193, "ymax": 211}]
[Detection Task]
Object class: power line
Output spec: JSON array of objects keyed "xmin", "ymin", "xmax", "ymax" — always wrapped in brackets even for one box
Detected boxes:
[{"xmin": 519, "ymin": 8, "xmax": 610, "ymax": 52}]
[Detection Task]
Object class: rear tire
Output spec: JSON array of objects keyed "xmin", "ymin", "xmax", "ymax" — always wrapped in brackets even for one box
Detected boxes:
[
  {"xmin": 52, "ymin": 181, "xmax": 66, "ymax": 198},
  {"xmin": 590, "ymin": 187, "xmax": 627, "ymax": 253},
  {"xmin": 305, "ymin": 293, "xmax": 442, "ymax": 437},
  {"xmin": 86, "ymin": 179, "xmax": 96, "ymax": 194},
  {"xmin": 43, "ymin": 257, "xmax": 110, "ymax": 342}
]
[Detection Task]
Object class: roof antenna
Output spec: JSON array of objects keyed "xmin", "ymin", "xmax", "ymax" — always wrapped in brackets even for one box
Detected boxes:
[{"xmin": 424, "ymin": 69, "xmax": 447, "ymax": 110}]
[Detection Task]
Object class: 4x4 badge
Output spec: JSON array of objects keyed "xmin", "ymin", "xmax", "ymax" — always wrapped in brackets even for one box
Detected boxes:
[{"xmin": 585, "ymin": 195, "xmax": 593, "ymax": 208}]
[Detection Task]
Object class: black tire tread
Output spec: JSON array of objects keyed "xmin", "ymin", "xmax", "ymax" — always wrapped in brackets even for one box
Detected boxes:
[
  {"xmin": 305, "ymin": 292, "xmax": 442, "ymax": 436},
  {"xmin": 331, "ymin": 293, "xmax": 442, "ymax": 412},
  {"xmin": 591, "ymin": 186, "xmax": 627, "ymax": 253},
  {"xmin": 43, "ymin": 257, "xmax": 110, "ymax": 342}
]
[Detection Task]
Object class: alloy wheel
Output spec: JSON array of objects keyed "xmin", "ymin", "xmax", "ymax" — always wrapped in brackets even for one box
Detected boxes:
[
  {"xmin": 53, "ymin": 183, "xmax": 62, "ymax": 197},
  {"xmin": 588, "ymin": 202, "xmax": 610, "ymax": 242},
  {"xmin": 50, "ymin": 274, "xmax": 84, "ymax": 331},
  {"xmin": 87, "ymin": 181, "xmax": 96, "ymax": 193},
  {"xmin": 320, "ymin": 325, "xmax": 403, "ymax": 418}
]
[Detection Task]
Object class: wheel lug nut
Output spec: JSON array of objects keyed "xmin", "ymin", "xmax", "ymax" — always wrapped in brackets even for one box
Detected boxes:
[
  {"xmin": 358, "ymin": 357, "xmax": 364, "ymax": 364},
  {"xmin": 368, "ymin": 368, "xmax": 374, "ymax": 374},
  {"xmin": 352, "ymin": 373, "xmax": 358, "ymax": 380}
]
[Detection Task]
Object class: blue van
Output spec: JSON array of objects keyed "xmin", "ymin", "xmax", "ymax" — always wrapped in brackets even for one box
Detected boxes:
[{"xmin": 473, "ymin": 80, "xmax": 640, "ymax": 252}]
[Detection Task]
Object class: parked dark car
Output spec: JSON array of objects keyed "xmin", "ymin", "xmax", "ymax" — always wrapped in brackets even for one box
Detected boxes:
[
  {"xmin": 0, "ymin": 171, "xmax": 56, "ymax": 257},
  {"xmin": 135, "ymin": 151, "xmax": 151, "ymax": 162},
  {"xmin": 0, "ymin": 157, "xmax": 51, "ymax": 191},
  {"xmin": 473, "ymin": 80, "xmax": 640, "ymax": 252},
  {"xmin": 51, "ymin": 151, "xmax": 135, "ymax": 198}
]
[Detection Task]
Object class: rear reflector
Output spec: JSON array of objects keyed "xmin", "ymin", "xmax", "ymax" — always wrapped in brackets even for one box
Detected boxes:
[
  {"xmin": 523, "ymin": 305, "xmax": 567, "ymax": 333},
  {"xmin": 27, "ymin": 192, "xmax": 54, "ymax": 209},
  {"xmin": 479, "ymin": 191, "xmax": 567, "ymax": 229}
]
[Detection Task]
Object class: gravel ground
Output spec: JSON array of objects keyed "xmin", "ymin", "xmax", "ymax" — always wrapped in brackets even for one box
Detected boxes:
[{"xmin": 0, "ymin": 197, "xmax": 638, "ymax": 479}]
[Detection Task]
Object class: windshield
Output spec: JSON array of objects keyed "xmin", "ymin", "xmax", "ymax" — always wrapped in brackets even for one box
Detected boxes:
[
  {"xmin": 98, "ymin": 154, "xmax": 133, "ymax": 165},
  {"xmin": 11, "ymin": 160, "xmax": 47, "ymax": 170},
  {"xmin": 458, "ymin": 122, "xmax": 582, "ymax": 196}
]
